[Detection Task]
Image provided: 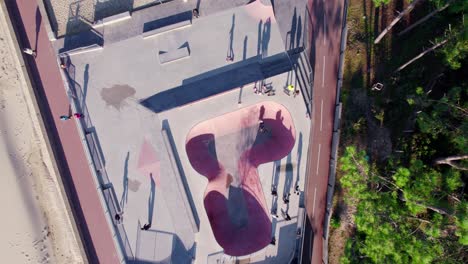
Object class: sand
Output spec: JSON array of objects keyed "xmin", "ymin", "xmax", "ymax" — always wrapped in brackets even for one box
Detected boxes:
[{"xmin": 0, "ymin": 6, "xmax": 84, "ymax": 264}]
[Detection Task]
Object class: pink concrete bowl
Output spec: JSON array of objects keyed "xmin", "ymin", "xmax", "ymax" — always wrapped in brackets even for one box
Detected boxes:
[{"xmin": 185, "ymin": 101, "xmax": 296, "ymax": 256}]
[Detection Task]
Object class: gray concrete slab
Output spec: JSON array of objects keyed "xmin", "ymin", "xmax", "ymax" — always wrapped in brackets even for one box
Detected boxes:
[{"xmin": 62, "ymin": 1, "xmax": 311, "ymax": 263}]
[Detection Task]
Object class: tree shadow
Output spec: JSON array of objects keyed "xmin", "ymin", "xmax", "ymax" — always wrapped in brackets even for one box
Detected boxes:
[
  {"xmin": 120, "ymin": 151, "xmax": 130, "ymax": 210},
  {"xmin": 363, "ymin": 0, "xmax": 373, "ymax": 87},
  {"xmin": 305, "ymin": 6, "xmax": 316, "ymax": 73}
]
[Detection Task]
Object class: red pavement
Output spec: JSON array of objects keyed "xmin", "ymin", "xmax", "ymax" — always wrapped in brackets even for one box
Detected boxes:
[
  {"xmin": 305, "ymin": 0, "xmax": 344, "ymax": 263},
  {"xmin": 9, "ymin": 1, "xmax": 119, "ymax": 263},
  {"xmin": 185, "ymin": 102, "xmax": 295, "ymax": 256}
]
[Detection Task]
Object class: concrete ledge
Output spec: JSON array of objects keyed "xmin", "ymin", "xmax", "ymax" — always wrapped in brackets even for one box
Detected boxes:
[
  {"xmin": 161, "ymin": 127, "xmax": 199, "ymax": 233},
  {"xmin": 142, "ymin": 20, "xmax": 191, "ymax": 39},
  {"xmin": 93, "ymin": 11, "xmax": 131, "ymax": 28},
  {"xmin": 159, "ymin": 46, "xmax": 190, "ymax": 64},
  {"xmin": 60, "ymin": 44, "xmax": 103, "ymax": 57}
]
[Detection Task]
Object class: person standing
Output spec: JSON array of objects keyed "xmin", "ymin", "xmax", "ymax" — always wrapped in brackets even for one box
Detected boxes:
[
  {"xmin": 73, "ymin": 113, "xmax": 84, "ymax": 119},
  {"xmin": 23, "ymin": 48, "xmax": 36, "ymax": 57},
  {"xmin": 59, "ymin": 115, "xmax": 71, "ymax": 121}
]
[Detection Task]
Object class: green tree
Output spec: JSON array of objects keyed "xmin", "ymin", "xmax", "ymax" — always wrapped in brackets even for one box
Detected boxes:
[{"xmin": 340, "ymin": 146, "xmax": 467, "ymax": 263}]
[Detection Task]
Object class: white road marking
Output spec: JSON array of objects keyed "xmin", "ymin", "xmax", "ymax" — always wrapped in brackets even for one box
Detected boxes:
[
  {"xmin": 316, "ymin": 143, "xmax": 321, "ymax": 175},
  {"xmin": 322, "ymin": 56, "xmax": 326, "ymax": 87},
  {"xmin": 320, "ymin": 99, "xmax": 324, "ymax": 131},
  {"xmin": 312, "ymin": 187, "xmax": 317, "ymax": 216}
]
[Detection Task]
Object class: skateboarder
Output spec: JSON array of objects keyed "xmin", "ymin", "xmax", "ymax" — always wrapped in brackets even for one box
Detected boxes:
[
  {"xmin": 141, "ymin": 223, "xmax": 151, "ymax": 230},
  {"xmin": 259, "ymin": 120, "xmax": 267, "ymax": 133},
  {"xmin": 271, "ymin": 185, "xmax": 277, "ymax": 196},
  {"xmin": 192, "ymin": 8, "xmax": 199, "ymax": 18}
]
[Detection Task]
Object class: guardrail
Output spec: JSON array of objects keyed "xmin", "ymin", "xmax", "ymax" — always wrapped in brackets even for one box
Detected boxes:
[{"xmin": 322, "ymin": 0, "xmax": 348, "ymax": 263}]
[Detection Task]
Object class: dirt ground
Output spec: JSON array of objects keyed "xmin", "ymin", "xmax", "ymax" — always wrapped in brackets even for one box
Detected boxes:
[{"xmin": 327, "ymin": 0, "xmax": 413, "ymax": 262}]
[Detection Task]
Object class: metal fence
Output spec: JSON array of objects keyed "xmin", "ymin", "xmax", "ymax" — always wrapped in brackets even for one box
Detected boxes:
[{"xmin": 58, "ymin": 56, "xmax": 131, "ymax": 263}]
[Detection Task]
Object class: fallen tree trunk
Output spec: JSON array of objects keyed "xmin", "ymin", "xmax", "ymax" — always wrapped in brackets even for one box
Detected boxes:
[
  {"xmin": 395, "ymin": 39, "xmax": 448, "ymax": 72},
  {"xmin": 398, "ymin": 0, "xmax": 454, "ymax": 37},
  {"xmin": 374, "ymin": 0, "xmax": 424, "ymax": 44},
  {"xmin": 434, "ymin": 154, "xmax": 468, "ymax": 171}
]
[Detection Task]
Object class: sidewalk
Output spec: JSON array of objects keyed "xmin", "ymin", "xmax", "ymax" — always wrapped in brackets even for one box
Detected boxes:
[{"xmin": 7, "ymin": 0, "xmax": 120, "ymax": 263}]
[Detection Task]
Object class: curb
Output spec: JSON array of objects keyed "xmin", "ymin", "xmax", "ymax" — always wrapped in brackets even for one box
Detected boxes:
[{"xmin": 322, "ymin": 0, "xmax": 349, "ymax": 263}]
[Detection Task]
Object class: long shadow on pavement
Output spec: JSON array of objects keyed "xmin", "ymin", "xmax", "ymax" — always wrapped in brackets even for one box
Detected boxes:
[
  {"xmin": 5, "ymin": 2, "xmax": 99, "ymax": 262},
  {"xmin": 141, "ymin": 52, "xmax": 297, "ymax": 113}
]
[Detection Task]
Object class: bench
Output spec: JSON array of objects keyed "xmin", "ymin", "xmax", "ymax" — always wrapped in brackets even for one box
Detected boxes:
[
  {"xmin": 93, "ymin": 11, "xmax": 131, "ymax": 28},
  {"xmin": 159, "ymin": 46, "xmax": 190, "ymax": 64}
]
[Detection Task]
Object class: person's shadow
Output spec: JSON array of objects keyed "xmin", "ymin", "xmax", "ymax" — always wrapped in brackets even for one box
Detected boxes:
[
  {"xmin": 35, "ymin": 7, "xmax": 42, "ymax": 53},
  {"xmin": 147, "ymin": 174, "xmax": 156, "ymax": 226},
  {"xmin": 119, "ymin": 152, "xmax": 130, "ymax": 210},
  {"xmin": 227, "ymin": 14, "xmax": 236, "ymax": 59},
  {"xmin": 294, "ymin": 133, "xmax": 303, "ymax": 191},
  {"xmin": 261, "ymin": 18, "xmax": 271, "ymax": 58}
]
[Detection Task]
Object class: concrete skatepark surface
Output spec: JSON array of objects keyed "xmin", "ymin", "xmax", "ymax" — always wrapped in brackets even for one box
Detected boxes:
[
  {"xmin": 186, "ymin": 101, "xmax": 295, "ymax": 256},
  {"xmin": 12, "ymin": 0, "xmax": 317, "ymax": 262}
]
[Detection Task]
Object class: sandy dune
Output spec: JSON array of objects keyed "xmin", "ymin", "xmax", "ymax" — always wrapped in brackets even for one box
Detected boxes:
[{"xmin": 0, "ymin": 6, "xmax": 84, "ymax": 264}]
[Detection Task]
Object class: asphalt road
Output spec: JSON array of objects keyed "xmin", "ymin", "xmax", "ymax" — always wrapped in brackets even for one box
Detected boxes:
[
  {"xmin": 7, "ymin": 0, "xmax": 120, "ymax": 263},
  {"xmin": 304, "ymin": 0, "xmax": 344, "ymax": 263}
]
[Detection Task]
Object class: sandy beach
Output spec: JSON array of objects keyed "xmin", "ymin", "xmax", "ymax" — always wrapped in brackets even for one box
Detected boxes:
[{"xmin": 0, "ymin": 5, "xmax": 84, "ymax": 264}]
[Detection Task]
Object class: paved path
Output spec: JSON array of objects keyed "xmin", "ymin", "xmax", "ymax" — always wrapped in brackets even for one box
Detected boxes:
[
  {"xmin": 8, "ymin": 1, "xmax": 119, "ymax": 263},
  {"xmin": 304, "ymin": 0, "xmax": 344, "ymax": 263}
]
